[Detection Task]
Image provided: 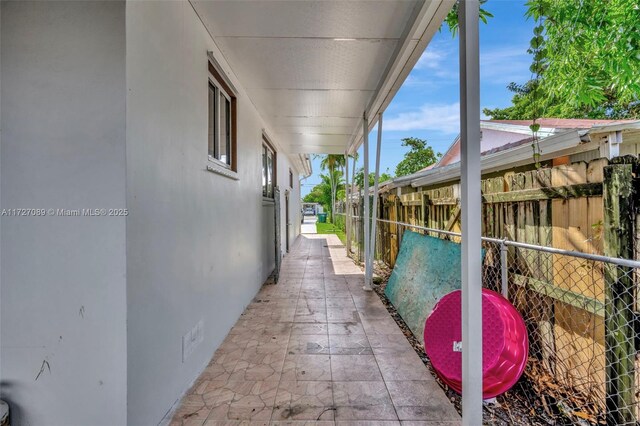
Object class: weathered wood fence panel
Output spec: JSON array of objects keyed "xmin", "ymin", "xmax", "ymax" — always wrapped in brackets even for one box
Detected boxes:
[
  {"xmin": 550, "ymin": 160, "xmax": 606, "ymax": 407},
  {"xmin": 376, "ymin": 156, "xmax": 639, "ymax": 421}
]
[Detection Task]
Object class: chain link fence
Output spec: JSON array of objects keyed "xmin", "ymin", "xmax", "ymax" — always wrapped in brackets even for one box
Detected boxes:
[{"xmin": 335, "ymin": 212, "xmax": 640, "ymax": 425}]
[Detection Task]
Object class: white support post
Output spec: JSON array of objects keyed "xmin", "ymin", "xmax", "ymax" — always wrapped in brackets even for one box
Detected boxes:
[
  {"xmin": 368, "ymin": 113, "xmax": 383, "ymax": 280},
  {"xmin": 459, "ymin": 1, "xmax": 483, "ymax": 425},
  {"xmin": 350, "ymin": 153, "xmax": 358, "ymax": 262},
  {"xmin": 345, "ymin": 153, "xmax": 351, "ymax": 255},
  {"xmin": 362, "ymin": 115, "xmax": 373, "ymax": 291}
]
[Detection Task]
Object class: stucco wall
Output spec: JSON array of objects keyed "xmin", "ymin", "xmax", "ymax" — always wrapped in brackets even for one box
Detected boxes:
[
  {"xmin": 277, "ymin": 157, "xmax": 303, "ymax": 254},
  {"xmin": 0, "ymin": 2, "xmax": 302, "ymax": 424},
  {"xmin": 126, "ymin": 2, "xmax": 301, "ymax": 424},
  {"xmin": 0, "ymin": 2, "xmax": 128, "ymax": 425}
]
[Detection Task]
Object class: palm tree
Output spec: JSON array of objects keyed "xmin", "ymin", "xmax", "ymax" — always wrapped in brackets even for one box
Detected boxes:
[{"xmin": 319, "ymin": 154, "xmax": 346, "ymax": 221}]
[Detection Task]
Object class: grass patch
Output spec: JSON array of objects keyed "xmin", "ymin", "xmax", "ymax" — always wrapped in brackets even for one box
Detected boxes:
[{"xmin": 316, "ymin": 221, "xmax": 347, "ymax": 245}]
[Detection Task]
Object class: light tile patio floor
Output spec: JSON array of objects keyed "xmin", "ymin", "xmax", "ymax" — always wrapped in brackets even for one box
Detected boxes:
[{"xmin": 170, "ymin": 234, "xmax": 460, "ymax": 426}]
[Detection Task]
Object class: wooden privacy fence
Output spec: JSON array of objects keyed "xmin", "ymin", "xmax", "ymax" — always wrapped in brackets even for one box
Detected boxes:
[{"xmin": 343, "ymin": 156, "xmax": 640, "ymax": 424}]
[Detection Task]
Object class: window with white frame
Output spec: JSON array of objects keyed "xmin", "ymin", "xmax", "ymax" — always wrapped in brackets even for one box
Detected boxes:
[
  {"xmin": 208, "ymin": 61, "xmax": 236, "ymax": 170},
  {"xmin": 262, "ymin": 139, "xmax": 276, "ymax": 198}
]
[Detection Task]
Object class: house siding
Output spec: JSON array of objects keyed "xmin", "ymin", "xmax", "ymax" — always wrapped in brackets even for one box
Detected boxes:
[
  {"xmin": 1, "ymin": 2, "xmax": 128, "ymax": 425},
  {"xmin": 125, "ymin": 2, "xmax": 301, "ymax": 424},
  {"xmin": 0, "ymin": 1, "xmax": 302, "ymax": 425}
]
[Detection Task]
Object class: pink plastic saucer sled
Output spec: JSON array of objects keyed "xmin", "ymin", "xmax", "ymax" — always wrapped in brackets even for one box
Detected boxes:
[{"xmin": 423, "ymin": 288, "xmax": 528, "ymax": 399}]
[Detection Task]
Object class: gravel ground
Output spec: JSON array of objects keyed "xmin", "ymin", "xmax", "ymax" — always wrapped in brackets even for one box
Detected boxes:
[{"xmin": 366, "ymin": 260, "xmax": 585, "ymax": 426}]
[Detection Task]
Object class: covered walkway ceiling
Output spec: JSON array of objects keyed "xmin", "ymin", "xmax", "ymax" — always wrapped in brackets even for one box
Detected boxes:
[{"xmin": 191, "ymin": 0, "xmax": 452, "ymax": 155}]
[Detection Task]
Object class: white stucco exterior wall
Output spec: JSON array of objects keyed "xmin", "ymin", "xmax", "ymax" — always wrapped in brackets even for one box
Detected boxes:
[
  {"xmin": 126, "ymin": 2, "xmax": 302, "ymax": 424},
  {"xmin": 0, "ymin": 1, "xmax": 304, "ymax": 424},
  {"xmin": 277, "ymin": 156, "xmax": 303, "ymax": 254},
  {"xmin": 1, "ymin": 2, "xmax": 128, "ymax": 425}
]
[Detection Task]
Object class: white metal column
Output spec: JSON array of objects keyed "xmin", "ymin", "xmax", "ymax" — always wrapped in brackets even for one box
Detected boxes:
[
  {"xmin": 459, "ymin": 1, "xmax": 483, "ymax": 424},
  {"xmin": 362, "ymin": 115, "xmax": 373, "ymax": 291},
  {"xmin": 345, "ymin": 152, "xmax": 351, "ymax": 256},
  {"xmin": 350, "ymin": 153, "xmax": 358, "ymax": 263},
  {"xmin": 368, "ymin": 113, "xmax": 383, "ymax": 278}
]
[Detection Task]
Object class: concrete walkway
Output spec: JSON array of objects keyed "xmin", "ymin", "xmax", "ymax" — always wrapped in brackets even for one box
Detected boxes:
[
  {"xmin": 301, "ymin": 216, "xmax": 317, "ymax": 234},
  {"xmin": 170, "ymin": 234, "xmax": 460, "ymax": 425}
]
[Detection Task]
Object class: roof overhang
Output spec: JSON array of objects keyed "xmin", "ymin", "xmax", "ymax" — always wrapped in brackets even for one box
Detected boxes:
[
  {"xmin": 190, "ymin": 0, "xmax": 453, "ymax": 157},
  {"xmin": 296, "ymin": 154, "xmax": 313, "ymax": 178},
  {"xmin": 346, "ymin": 0, "xmax": 452, "ymax": 155},
  {"xmin": 479, "ymin": 121, "xmax": 556, "ymax": 138}
]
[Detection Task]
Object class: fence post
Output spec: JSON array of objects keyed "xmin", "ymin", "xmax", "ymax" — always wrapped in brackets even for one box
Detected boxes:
[
  {"xmin": 500, "ymin": 239, "xmax": 508, "ymax": 298},
  {"xmin": 603, "ymin": 159, "xmax": 637, "ymax": 425}
]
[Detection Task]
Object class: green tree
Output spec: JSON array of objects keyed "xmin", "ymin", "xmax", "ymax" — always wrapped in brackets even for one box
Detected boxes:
[
  {"xmin": 485, "ymin": 0, "xmax": 640, "ymax": 120},
  {"xmin": 303, "ymin": 187, "xmax": 327, "ymax": 205},
  {"xmin": 303, "ymin": 171, "xmax": 344, "ymax": 220},
  {"xmin": 319, "ymin": 154, "xmax": 346, "ymax": 219},
  {"xmin": 443, "ymin": 0, "xmax": 493, "ymax": 36},
  {"xmin": 394, "ymin": 138, "xmax": 441, "ymax": 177},
  {"xmin": 353, "ymin": 168, "xmax": 393, "ymax": 189},
  {"xmin": 484, "ymin": 82, "xmax": 640, "ymax": 120}
]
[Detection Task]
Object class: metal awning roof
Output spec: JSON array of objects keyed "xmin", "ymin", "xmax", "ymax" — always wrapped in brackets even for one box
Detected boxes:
[{"xmin": 191, "ymin": 0, "xmax": 452, "ymax": 155}]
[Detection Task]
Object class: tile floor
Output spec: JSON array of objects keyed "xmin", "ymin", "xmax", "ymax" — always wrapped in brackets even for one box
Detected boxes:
[
  {"xmin": 170, "ymin": 234, "xmax": 460, "ymax": 426},
  {"xmin": 300, "ymin": 216, "xmax": 317, "ymax": 234}
]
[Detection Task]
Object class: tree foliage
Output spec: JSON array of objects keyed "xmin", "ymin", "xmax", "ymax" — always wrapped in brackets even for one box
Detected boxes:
[
  {"xmin": 485, "ymin": 0, "xmax": 640, "ymax": 120},
  {"xmin": 319, "ymin": 154, "xmax": 346, "ymax": 217},
  {"xmin": 443, "ymin": 0, "xmax": 493, "ymax": 36},
  {"xmin": 353, "ymin": 168, "xmax": 393, "ymax": 189},
  {"xmin": 303, "ymin": 171, "xmax": 344, "ymax": 217},
  {"xmin": 302, "ymin": 187, "xmax": 326, "ymax": 205},
  {"xmin": 394, "ymin": 138, "xmax": 441, "ymax": 177}
]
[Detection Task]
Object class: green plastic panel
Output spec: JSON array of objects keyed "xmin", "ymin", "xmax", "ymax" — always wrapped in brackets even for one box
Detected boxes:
[{"xmin": 384, "ymin": 230, "xmax": 485, "ymax": 342}]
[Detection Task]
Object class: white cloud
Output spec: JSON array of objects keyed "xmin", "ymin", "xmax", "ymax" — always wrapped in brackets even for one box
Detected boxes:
[
  {"xmin": 403, "ymin": 74, "xmax": 439, "ymax": 88},
  {"xmin": 384, "ymin": 102, "xmax": 460, "ymax": 134},
  {"xmin": 415, "ymin": 47, "xmax": 447, "ymax": 70},
  {"xmin": 411, "ymin": 43, "xmax": 459, "ymax": 82},
  {"xmin": 481, "ymin": 47, "xmax": 531, "ymax": 85}
]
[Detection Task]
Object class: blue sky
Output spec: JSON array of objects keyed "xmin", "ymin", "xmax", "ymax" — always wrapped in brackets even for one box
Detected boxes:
[{"xmin": 301, "ymin": 0, "xmax": 535, "ymax": 196}]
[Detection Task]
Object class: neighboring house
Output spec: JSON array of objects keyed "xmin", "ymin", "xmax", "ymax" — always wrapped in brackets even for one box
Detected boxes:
[
  {"xmin": 0, "ymin": 1, "xmax": 452, "ymax": 425},
  {"xmin": 435, "ymin": 119, "xmax": 638, "ymax": 168},
  {"xmin": 384, "ymin": 118, "xmax": 640, "ymax": 193}
]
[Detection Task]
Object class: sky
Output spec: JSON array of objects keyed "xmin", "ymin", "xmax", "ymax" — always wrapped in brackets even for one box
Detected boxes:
[{"xmin": 301, "ymin": 0, "xmax": 536, "ymax": 197}]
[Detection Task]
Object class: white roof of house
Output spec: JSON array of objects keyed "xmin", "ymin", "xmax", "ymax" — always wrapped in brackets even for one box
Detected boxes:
[{"xmin": 383, "ymin": 119, "xmax": 640, "ymax": 191}]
